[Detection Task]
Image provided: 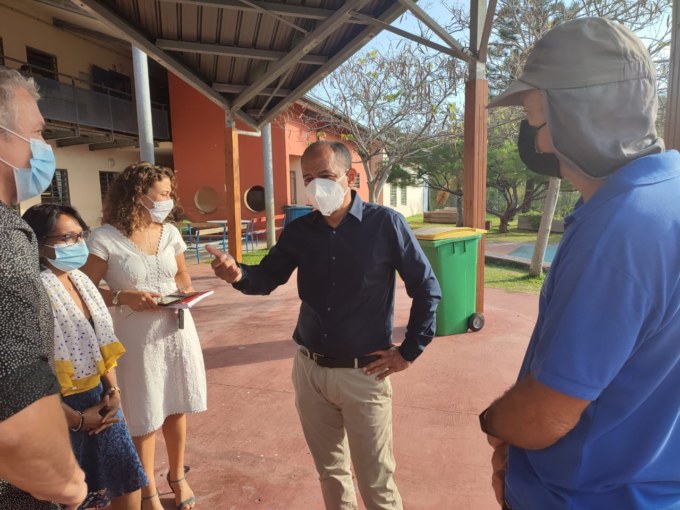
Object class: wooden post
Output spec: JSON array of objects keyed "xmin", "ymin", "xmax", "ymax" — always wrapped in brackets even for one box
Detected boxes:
[
  {"xmin": 463, "ymin": 77, "xmax": 488, "ymax": 313},
  {"xmin": 665, "ymin": 0, "xmax": 680, "ymax": 149},
  {"xmin": 464, "ymin": 0, "xmax": 489, "ymax": 314},
  {"xmin": 225, "ymin": 113, "xmax": 243, "ymax": 261}
]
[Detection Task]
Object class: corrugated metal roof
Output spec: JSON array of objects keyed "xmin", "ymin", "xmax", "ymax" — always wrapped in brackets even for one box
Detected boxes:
[{"xmin": 74, "ymin": 0, "xmax": 408, "ymax": 128}]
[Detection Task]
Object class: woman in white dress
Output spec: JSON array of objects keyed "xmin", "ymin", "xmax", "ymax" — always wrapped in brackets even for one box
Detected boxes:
[{"xmin": 82, "ymin": 162, "xmax": 207, "ymax": 510}]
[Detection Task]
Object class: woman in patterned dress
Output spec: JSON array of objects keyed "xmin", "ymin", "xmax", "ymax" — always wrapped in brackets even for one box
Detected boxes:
[
  {"xmin": 22, "ymin": 203, "xmax": 147, "ymax": 510},
  {"xmin": 82, "ymin": 163, "xmax": 207, "ymax": 510}
]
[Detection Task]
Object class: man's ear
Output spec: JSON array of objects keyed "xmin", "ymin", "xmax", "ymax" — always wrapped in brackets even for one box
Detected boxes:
[{"xmin": 346, "ymin": 168, "xmax": 358, "ymax": 187}]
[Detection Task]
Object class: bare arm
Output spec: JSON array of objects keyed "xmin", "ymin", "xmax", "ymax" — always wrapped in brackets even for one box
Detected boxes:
[
  {"xmin": 81, "ymin": 254, "xmax": 117, "ymax": 304},
  {"xmin": 175, "ymin": 253, "xmax": 194, "ymax": 293},
  {"xmin": 81, "ymin": 254, "xmax": 160, "ymax": 311},
  {"xmin": 0, "ymin": 394, "xmax": 86, "ymax": 507},
  {"xmin": 484, "ymin": 373, "xmax": 590, "ymax": 450}
]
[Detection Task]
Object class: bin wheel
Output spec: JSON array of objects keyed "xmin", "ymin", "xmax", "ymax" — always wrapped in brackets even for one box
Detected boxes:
[{"xmin": 468, "ymin": 313, "xmax": 485, "ymax": 332}]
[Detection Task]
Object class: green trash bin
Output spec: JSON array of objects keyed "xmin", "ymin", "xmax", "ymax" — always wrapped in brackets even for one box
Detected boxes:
[{"xmin": 414, "ymin": 226, "xmax": 485, "ymax": 336}]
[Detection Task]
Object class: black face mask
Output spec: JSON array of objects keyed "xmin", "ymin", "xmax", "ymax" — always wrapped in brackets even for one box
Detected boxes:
[{"xmin": 517, "ymin": 120, "xmax": 561, "ymax": 178}]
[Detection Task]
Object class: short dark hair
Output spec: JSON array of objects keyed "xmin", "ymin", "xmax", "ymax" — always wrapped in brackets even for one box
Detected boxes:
[
  {"xmin": 303, "ymin": 141, "xmax": 352, "ymax": 172},
  {"xmin": 22, "ymin": 203, "xmax": 89, "ymax": 244}
]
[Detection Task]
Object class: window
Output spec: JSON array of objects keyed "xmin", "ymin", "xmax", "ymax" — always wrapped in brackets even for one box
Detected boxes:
[
  {"xmin": 290, "ymin": 171, "xmax": 297, "ymax": 204},
  {"xmin": 354, "ymin": 172, "xmax": 360, "ymax": 188},
  {"xmin": 26, "ymin": 47, "xmax": 58, "ymax": 80},
  {"xmin": 99, "ymin": 171, "xmax": 119, "ymax": 200},
  {"xmin": 400, "ymin": 185, "xmax": 407, "ymax": 205},
  {"xmin": 244, "ymin": 185, "xmax": 266, "ymax": 212},
  {"xmin": 389, "ymin": 185, "xmax": 397, "ymax": 207},
  {"xmin": 42, "ymin": 169, "xmax": 70, "ymax": 205}
]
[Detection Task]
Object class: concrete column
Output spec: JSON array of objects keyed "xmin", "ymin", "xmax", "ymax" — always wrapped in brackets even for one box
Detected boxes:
[
  {"xmin": 132, "ymin": 46, "xmax": 154, "ymax": 163},
  {"xmin": 262, "ymin": 123, "xmax": 276, "ymax": 248}
]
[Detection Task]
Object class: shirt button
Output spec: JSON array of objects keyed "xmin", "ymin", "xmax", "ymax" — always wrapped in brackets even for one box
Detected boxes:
[
  {"xmin": 327, "ymin": 307, "xmax": 331, "ymax": 311},
  {"xmin": 331, "ymin": 282, "xmax": 336, "ymax": 286},
  {"xmin": 332, "ymin": 230, "xmax": 336, "ymax": 234},
  {"xmin": 323, "ymin": 333, "xmax": 328, "ymax": 338},
  {"xmin": 332, "ymin": 256, "xmax": 336, "ymax": 260}
]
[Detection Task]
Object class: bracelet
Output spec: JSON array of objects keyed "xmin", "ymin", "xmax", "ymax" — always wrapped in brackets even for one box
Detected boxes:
[
  {"xmin": 106, "ymin": 386, "xmax": 121, "ymax": 396},
  {"xmin": 70, "ymin": 410, "xmax": 84, "ymax": 432}
]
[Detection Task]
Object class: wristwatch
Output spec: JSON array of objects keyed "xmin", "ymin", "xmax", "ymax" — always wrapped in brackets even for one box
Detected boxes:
[{"xmin": 112, "ymin": 290, "xmax": 122, "ymax": 306}]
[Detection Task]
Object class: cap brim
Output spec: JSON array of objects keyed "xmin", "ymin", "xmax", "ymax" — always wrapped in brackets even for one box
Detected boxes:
[{"xmin": 487, "ymin": 80, "xmax": 536, "ymax": 108}]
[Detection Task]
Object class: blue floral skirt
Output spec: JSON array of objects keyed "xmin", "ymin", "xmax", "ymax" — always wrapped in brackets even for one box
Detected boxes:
[{"xmin": 64, "ymin": 383, "xmax": 148, "ymax": 508}]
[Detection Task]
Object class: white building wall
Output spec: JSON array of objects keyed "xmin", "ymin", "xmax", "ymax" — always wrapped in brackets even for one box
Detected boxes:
[
  {"xmin": 0, "ymin": 1, "xmax": 133, "ymax": 87},
  {"xmin": 2, "ymin": 1, "xmax": 155, "ymax": 227},
  {"xmin": 53, "ymin": 145, "xmax": 140, "ymax": 226},
  {"xmin": 381, "ymin": 182, "xmax": 424, "ymax": 218}
]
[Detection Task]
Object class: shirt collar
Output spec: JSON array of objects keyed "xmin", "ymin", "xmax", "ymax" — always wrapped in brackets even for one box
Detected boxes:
[
  {"xmin": 566, "ymin": 151, "xmax": 680, "ymax": 226},
  {"xmin": 348, "ymin": 190, "xmax": 363, "ymax": 222}
]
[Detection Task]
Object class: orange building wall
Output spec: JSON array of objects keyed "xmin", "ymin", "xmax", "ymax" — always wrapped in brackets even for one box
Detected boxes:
[
  {"xmin": 280, "ymin": 108, "xmax": 370, "ymax": 202},
  {"xmin": 168, "ymin": 73, "xmax": 369, "ymax": 225}
]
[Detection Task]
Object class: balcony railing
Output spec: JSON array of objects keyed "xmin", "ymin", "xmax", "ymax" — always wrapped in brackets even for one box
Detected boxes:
[{"xmin": 4, "ymin": 57, "xmax": 170, "ymax": 140}]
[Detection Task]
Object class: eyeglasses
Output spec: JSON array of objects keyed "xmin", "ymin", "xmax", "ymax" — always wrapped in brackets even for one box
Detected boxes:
[{"xmin": 45, "ymin": 229, "xmax": 91, "ymax": 246}]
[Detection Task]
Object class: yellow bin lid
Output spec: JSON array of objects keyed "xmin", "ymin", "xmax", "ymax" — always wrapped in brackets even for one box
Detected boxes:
[{"xmin": 413, "ymin": 226, "xmax": 486, "ymax": 240}]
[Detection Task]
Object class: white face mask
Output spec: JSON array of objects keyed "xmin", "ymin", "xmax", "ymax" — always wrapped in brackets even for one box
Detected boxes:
[
  {"xmin": 305, "ymin": 175, "xmax": 349, "ymax": 216},
  {"xmin": 143, "ymin": 195, "xmax": 174, "ymax": 223}
]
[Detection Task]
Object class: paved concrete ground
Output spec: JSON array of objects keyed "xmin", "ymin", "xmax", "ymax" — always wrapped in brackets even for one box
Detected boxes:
[{"xmin": 147, "ymin": 263, "xmax": 539, "ymax": 510}]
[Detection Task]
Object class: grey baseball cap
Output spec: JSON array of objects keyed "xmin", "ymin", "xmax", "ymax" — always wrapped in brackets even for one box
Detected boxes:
[{"xmin": 488, "ymin": 17, "xmax": 656, "ymax": 108}]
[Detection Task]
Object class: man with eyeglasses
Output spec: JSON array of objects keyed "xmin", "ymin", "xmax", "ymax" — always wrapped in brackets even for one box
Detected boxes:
[
  {"xmin": 0, "ymin": 67, "xmax": 86, "ymax": 508},
  {"xmin": 480, "ymin": 18, "xmax": 680, "ymax": 510}
]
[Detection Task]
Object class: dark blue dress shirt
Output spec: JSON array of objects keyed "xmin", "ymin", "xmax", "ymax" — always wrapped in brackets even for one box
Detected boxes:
[{"xmin": 233, "ymin": 192, "xmax": 441, "ymax": 361}]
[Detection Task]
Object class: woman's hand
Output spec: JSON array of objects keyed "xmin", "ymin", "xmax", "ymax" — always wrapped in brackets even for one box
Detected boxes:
[
  {"xmin": 119, "ymin": 290, "xmax": 161, "ymax": 311},
  {"xmin": 81, "ymin": 400, "xmax": 119, "ymax": 435},
  {"xmin": 94, "ymin": 391, "xmax": 121, "ymax": 434}
]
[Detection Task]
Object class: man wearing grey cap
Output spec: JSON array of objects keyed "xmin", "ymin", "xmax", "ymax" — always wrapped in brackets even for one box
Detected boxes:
[{"xmin": 478, "ymin": 18, "xmax": 680, "ymax": 509}]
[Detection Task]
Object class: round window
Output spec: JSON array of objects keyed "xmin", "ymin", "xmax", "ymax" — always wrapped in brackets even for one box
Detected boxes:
[
  {"xmin": 244, "ymin": 185, "xmax": 266, "ymax": 212},
  {"xmin": 194, "ymin": 186, "xmax": 220, "ymax": 214}
]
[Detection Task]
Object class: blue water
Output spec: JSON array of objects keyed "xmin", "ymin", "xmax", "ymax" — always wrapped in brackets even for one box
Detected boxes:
[{"xmin": 509, "ymin": 244, "xmax": 558, "ymax": 263}]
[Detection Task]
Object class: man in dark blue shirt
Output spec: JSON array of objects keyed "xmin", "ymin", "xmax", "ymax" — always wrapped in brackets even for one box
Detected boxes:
[{"xmin": 207, "ymin": 141, "xmax": 440, "ymax": 510}]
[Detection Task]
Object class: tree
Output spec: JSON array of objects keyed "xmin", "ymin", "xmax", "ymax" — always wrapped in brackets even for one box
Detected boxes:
[
  {"xmin": 410, "ymin": 140, "xmax": 466, "ymax": 225},
  {"xmin": 487, "ymin": 139, "xmax": 549, "ymax": 232},
  {"xmin": 304, "ymin": 43, "xmax": 464, "ymax": 203}
]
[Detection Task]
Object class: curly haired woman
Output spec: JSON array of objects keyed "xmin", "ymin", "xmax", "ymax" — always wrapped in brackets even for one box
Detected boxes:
[{"xmin": 81, "ymin": 162, "xmax": 206, "ymax": 510}]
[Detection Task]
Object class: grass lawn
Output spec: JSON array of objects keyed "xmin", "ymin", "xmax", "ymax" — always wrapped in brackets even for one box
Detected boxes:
[
  {"xmin": 405, "ymin": 213, "xmax": 554, "ymax": 294},
  {"xmin": 485, "ymin": 262, "xmax": 545, "ymax": 293}
]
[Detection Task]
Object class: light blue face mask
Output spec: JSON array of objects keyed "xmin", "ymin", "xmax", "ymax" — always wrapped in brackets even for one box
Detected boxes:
[
  {"xmin": 46, "ymin": 241, "xmax": 89, "ymax": 272},
  {"xmin": 0, "ymin": 125, "xmax": 56, "ymax": 203}
]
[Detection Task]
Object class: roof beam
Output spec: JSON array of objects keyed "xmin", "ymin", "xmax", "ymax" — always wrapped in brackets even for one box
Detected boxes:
[
  {"xmin": 89, "ymin": 139, "xmax": 139, "ymax": 150},
  {"xmin": 157, "ymin": 0, "xmax": 334, "ymax": 20},
  {"xmin": 70, "ymin": 0, "xmax": 229, "ymax": 110},
  {"xmin": 57, "ymin": 134, "xmax": 112, "ymax": 147},
  {"xmin": 397, "ymin": 0, "xmax": 475, "ymax": 64},
  {"xmin": 351, "ymin": 13, "xmax": 466, "ymax": 60},
  {"xmin": 259, "ymin": 1, "xmax": 405, "ymax": 126},
  {"xmin": 477, "ymin": 0, "xmax": 498, "ymax": 62},
  {"xmin": 231, "ymin": 0, "xmax": 370, "ymax": 111},
  {"xmin": 213, "ymin": 83, "xmax": 291, "ymax": 97},
  {"xmin": 156, "ymin": 39, "xmax": 328, "ymax": 65}
]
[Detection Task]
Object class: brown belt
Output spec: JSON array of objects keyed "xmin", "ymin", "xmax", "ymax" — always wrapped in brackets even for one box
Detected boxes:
[{"xmin": 299, "ymin": 347, "xmax": 380, "ymax": 369}]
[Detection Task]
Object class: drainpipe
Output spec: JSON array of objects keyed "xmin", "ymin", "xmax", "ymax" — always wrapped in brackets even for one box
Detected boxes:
[
  {"xmin": 132, "ymin": 46, "xmax": 154, "ymax": 164},
  {"xmin": 262, "ymin": 123, "xmax": 276, "ymax": 248}
]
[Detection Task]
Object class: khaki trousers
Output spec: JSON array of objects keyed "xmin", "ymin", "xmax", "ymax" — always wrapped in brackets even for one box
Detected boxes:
[{"xmin": 292, "ymin": 349, "xmax": 403, "ymax": 510}]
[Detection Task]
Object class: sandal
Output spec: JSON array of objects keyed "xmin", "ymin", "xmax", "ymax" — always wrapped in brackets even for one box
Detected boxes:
[
  {"xmin": 167, "ymin": 467, "xmax": 195, "ymax": 510},
  {"xmin": 141, "ymin": 490, "xmax": 159, "ymax": 510}
]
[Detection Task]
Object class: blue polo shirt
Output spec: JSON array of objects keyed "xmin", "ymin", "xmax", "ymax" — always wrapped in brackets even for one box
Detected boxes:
[
  {"xmin": 233, "ymin": 192, "xmax": 441, "ymax": 361},
  {"xmin": 506, "ymin": 151, "xmax": 680, "ymax": 509}
]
